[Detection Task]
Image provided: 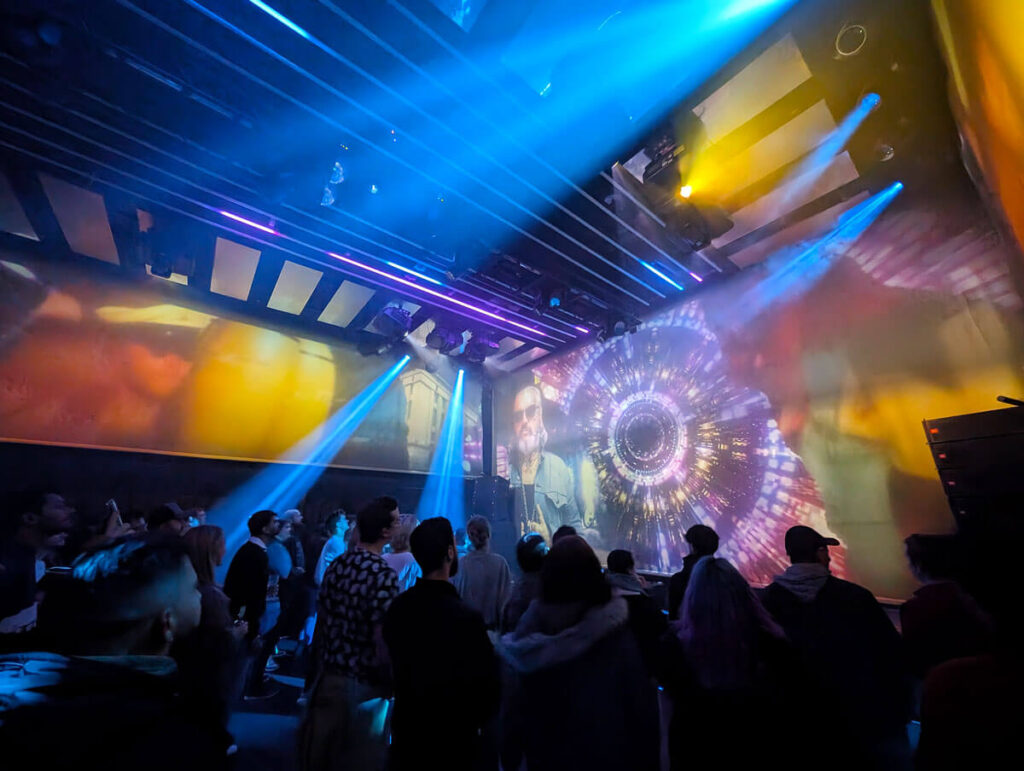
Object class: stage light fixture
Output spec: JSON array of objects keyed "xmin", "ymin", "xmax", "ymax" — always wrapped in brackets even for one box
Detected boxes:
[
  {"xmin": 835, "ymin": 23, "xmax": 868, "ymax": 58},
  {"xmin": 329, "ymin": 162, "xmax": 344, "ymax": 184},
  {"xmin": 374, "ymin": 305, "xmax": 413, "ymax": 339},
  {"xmin": 679, "ymin": 185, "xmax": 693, "ymax": 199},
  {"xmin": 320, "ymin": 187, "xmax": 335, "ymax": 207},
  {"xmin": 464, "ymin": 331, "xmax": 501, "ymax": 363},
  {"xmin": 426, "ymin": 324, "xmax": 464, "ymax": 355},
  {"xmin": 369, "ymin": 184, "xmax": 379, "ymax": 194}
]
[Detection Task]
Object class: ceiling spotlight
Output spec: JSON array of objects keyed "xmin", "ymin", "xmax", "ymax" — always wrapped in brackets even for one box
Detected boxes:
[
  {"xmin": 679, "ymin": 184, "xmax": 693, "ymax": 199},
  {"xmin": 320, "ymin": 187, "xmax": 335, "ymax": 207},
  {"xmin": 369, "ymin": 184, "xmax": 379, "ymax": 195},
  {"xmin": 373, "ymin": 305, "xmax": 413, "ymax": 339},
  {"xmin": 464, "ymin": 331, "xmax": 501, "ymax": 363},
  {"xmin": 329, "ymin": 162, "xmax": 344, "ymax": 185},
  {"xmin": 835, "ymin": 23, "xmax": 868, "ymax": 58},
  {"xmin": 878, "ymin": 143, "xmax": 895, "ymax": 162},
  {"xmin": 604, "ymin": 315, "xmax": 641, "ymax": 340},
  {"xmin": 426, "ymin": 325, "xmax": 464, "ymax": 355}
]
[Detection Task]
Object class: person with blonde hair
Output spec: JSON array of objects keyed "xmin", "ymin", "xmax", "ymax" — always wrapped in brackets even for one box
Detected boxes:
[
  {"xmin": 662, "ymin": 557, "xmax": 792, "ymax": 770},
  {"xmin": 453, "ymin": 516, "xmax": 511, "ymax": 631},
  {"xmin": 180, "ymin": 525, "xmax": 249, "ymax": 750},
  {"xmin": 383, "ymin": 514, "xmax": 421, "ymax": 593}
]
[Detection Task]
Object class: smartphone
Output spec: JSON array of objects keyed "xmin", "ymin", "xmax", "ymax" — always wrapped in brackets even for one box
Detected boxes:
[{"xmin": 105, "ymin": 499, "xmax": 123, "ymax": 528}]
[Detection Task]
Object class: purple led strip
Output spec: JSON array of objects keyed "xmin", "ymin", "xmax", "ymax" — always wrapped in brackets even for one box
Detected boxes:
[
  {"xmin": 220, "ymin": 210, "xmax": 278, "ymax": 234},
  {"xmin": 574, "ymin": 325, "xmax": 590, "ymax": 334},
  {"xmin": 328, "ymin": 252, "xmax": 546, "ymax": 337}
]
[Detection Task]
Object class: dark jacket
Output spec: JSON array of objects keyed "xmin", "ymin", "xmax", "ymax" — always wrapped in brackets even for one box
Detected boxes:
[
  {"xmin": 667, "ymin": 553, "xmax": 703, "ymax": 621},
  {"xmin": 659, "ymin": 630, "xmax": 797, "ymax": 770},
  {"xmin": 761, "ymin": 570, "xmax": 911, "ymax": 743},
  {"xmin": 606, "ymin": 572, "xmax": 668, "ymax": 678},
  {"xmin": 500, "ymin": 572, "xmax": 542, "ymax": 634},
  {"xmin": 0, "ymin": 652, "xmax": 225, "ymax": 771},
  {"xmin": 174, "ymin": 583, "xmax": 245, "ymax": 735},
  {"xmin": 223, "ymin": 541, "xmax": 268, "ymax": 640},
  {"xmin": 499, "ymin": 597, "xmax": 659, "ymax": 771},
  {"xmin": 382, "ymin": 579, "xmax": 500, "ymax": 771},
  {"xmin": 916, "ymin": 651, "xmax": 1022, "ymax": 770},
  {"xmin": 900, "ymin": 581, "xmax": 993, "ymax": 677}
]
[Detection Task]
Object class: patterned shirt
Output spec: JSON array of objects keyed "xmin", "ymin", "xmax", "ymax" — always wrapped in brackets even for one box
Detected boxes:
[{"xmin": 319, "ymin": 547, "xmax": 399, "ymax": 683}]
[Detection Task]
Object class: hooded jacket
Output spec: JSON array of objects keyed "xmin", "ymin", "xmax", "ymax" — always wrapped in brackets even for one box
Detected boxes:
[
  {"xmin": 499, "ymin": 597, "xmax": 659, "ymax": 771},
  {"xmin": 761, "ymin": 564, "xmax": 911, "ymax": 742}
]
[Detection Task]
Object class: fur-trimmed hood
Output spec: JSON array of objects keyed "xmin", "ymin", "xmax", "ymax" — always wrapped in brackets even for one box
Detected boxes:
[{"xmin": 498, "ymin": 597, "xmax": 629, "ymax": 674}]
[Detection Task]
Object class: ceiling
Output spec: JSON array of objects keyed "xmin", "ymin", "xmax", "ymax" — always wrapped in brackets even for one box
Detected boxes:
[{"xmin": 0, "ymin": 0, "xmax": 964, "ymax": 370}]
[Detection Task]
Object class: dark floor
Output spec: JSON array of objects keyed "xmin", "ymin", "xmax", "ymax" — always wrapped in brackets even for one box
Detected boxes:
[{"xmin": 229, "ymin": 643, "xmax": 304, "ymax": 771}]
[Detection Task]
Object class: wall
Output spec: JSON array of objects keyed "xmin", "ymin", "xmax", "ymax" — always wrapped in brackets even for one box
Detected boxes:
[
  {"xmin": 0, "ymin": 247, "xmax": 482, "ymax": 476},
  {"xmin": 495, "ymin": 182, "xmax": 1024, "ymax": 599}
]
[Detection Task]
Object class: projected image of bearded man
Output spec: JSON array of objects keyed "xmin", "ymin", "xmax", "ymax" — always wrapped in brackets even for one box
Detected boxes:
[{"xmin": 510, "ymin": 386, "xmax": 581, "ymax": 541}]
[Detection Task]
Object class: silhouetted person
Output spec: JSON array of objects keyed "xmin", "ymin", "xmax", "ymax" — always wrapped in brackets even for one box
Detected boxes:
[
  {"xmin": 383, "ymin": 517, "xmax": 500, "ymax": 771},
  {"xmin": 551, "ymin": 524, "xmax": 577, "ymax": 544},
  {"xmin": 500, "ymin": 533, "xmax": 548, "ymax": 634},
  {"xmin": 661, "ymin": 557, "xmax": 792, "ymax": 770},
  {"xmin": 180, "ymin": 525, "xmax": 248, "ymax": 752},
  {"xmin": 667, "ymin": 524, "xmax": 718, "ymax": 620},
  {"xmin": 761, "ymin": 526, "xmax": 911, "ymax": 770},
  {"xmin": 383, "ymin": 514, "xmax": 421, "ymax": 593},
  {"xmin": 915, "ymin": 518, "xmax": 1023, "ymax": 770},
  {"xmin": 605, "ymin": 549, "xmax": 666, "ymax": 677},
  {"xmin": 901, "ymin": 534, "xmax": 992, "ymax": 678},
  {"xmin": 453, "ymin": 515, "xmax": 511, "ymax": 631},
  {"xmin": 0, "ymin": 491, "xmax": 74, "ymax": 639},
  {"xmin": 148, "ymin": 503, "xmax": 190, "ymax": 537},
  {"xmin": 300, "ymin": 496, "xmax": 400, "ymax": 771},
  {"xmin": 0, "ymin": 537, "xmax": 225, "ymax": 770},
  {"xmin": 313, "ymin": 509, "xmax": 350, "ymax": 586},
  {"xmin": 500, "ymin": 536, "xmax": 658, "ymax": 771},
  {"xmin": 223, "ymin": 510, "xmax": 280, "ymax": 699}
]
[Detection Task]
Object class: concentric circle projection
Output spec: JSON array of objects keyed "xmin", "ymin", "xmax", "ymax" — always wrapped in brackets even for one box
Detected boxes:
[
  {"xmin": 609, "ymin": 391, "xmax": 687, "ymax": 486},
  {"xmin": 533, "ymin": 303, "xmax": 841, "ymax": 584}
]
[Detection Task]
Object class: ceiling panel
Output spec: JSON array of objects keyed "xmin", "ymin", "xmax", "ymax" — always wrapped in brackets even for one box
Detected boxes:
[
  {"xmin": 695, "ymin": 35, "xmax": 812, "ymax": 142},
  {"xmin": 38, "ymin": 174, "xmax": 119, "ymax": 264},
  {"xmin": 211, "ymin": 236, "xmax": 261, "ymax": 300},
  {"xmin": 267, "ymin": 261, "xmax": 323, "ymax": 315},
  {"xmin": 0, "ymin": 172, "xmax": 38, "ymax": 241},
  {"xmin": 318, "ymin": 279, "xmax": 377, "ymax": 328}
]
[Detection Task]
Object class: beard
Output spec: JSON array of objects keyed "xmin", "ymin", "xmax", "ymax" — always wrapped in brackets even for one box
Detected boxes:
[{"xmin": 516, "ymin": 425, "xmax": 546, "ymax": 459}]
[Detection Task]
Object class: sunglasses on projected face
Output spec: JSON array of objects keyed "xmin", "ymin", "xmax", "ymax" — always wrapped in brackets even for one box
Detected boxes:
[{"xmin": 513, "ymin": 404, "xmax": 540, "ymax": 424}]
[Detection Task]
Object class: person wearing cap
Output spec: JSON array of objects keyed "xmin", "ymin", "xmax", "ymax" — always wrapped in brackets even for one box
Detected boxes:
[
  {"xmin": 148, "ymin": 502, "xmax": 190, "ymax": 536},
  {"xmin": 761, "ymin": 525, "xmax": 912, "ymax": 769},
  {"xmin": 667, "ymin": 524, "xmax": 719, "ymax": 620}
]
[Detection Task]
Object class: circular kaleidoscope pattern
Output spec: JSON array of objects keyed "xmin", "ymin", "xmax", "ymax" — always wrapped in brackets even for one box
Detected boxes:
[{"xmin": 535, "ymin": 302, "xmax": 839, "ymax": 582}]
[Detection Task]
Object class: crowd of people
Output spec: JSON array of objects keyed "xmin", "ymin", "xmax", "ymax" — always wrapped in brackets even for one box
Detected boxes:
[{"xmin": 0, "ymin": 489, "xmax": 1019, "ymax": 770}]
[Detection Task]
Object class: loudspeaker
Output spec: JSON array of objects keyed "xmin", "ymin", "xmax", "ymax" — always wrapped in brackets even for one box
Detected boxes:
[{"xmin": 472, "ymin": 475, "xmax": 511, "ymax": 521}]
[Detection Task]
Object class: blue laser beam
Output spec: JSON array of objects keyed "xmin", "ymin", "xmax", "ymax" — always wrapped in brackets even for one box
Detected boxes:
[
  {"xmin": 211, "ymin": 354, "xmax": 411, "ymax": 565},
  {"xmin": 416, "ymin": 368, "xmax": 466, "ymax": 528}
]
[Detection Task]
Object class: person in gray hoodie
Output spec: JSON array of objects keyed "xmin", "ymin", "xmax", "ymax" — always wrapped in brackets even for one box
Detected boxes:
[
  {"xmin": 499, "ymin": 536, "xmax": 658, "ymax": 771},
  {"xmin": 453, "ymin": 516, "xmax": 511, "ymax": 631},
  {"xmin": 761, "ymin": 525, "xmax": 912, "ymax": 771}
]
